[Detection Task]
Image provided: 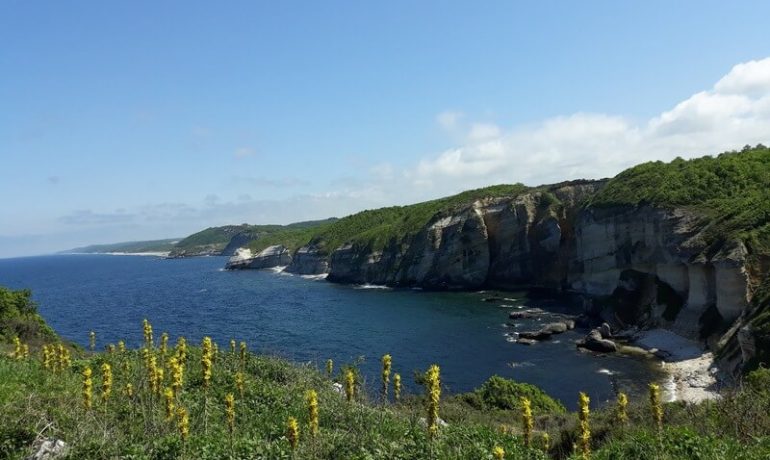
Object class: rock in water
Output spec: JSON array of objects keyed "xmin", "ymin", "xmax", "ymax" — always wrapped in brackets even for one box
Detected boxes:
[{"xmin": 577, "ymin": 328, "xmax": 618, "ymax": 353}]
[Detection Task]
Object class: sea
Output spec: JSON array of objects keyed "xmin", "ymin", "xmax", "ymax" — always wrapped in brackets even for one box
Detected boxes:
[{"xmin": 0, "ymin": 254, "xmax": 663, "ymax": 409}]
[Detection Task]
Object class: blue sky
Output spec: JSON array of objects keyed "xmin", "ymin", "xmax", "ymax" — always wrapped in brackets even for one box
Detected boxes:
[{"xmin": 2, "ymin": 1, "xmax": 770, "ymax": 258}]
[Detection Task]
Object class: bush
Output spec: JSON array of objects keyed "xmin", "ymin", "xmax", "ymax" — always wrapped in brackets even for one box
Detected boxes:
[{"xmin": 462, "ymin": 375, "xmax": 566, "ymax": 413}]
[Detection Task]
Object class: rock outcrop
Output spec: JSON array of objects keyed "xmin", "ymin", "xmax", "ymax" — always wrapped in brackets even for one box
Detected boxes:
[
  {"xmin": 285, "ymin": 245, "xmax": 329, "ymax": 275},
  {"xmin": 225, "ymin": 245, "xmax": 291, "ymax": 270}
]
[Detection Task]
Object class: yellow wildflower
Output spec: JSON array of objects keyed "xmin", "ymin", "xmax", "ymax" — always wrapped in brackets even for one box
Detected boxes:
[
  {"xmin": 164, "ymin": 387, "xmax": 175, "ymax": 421},
  {"xmin": 425, "ymin": 364, "xmax": 441, "ymax": 438},
  {"xmin": 381, "ymin": 354, "xmax": 392, "ymax": 401},
  {"xmin": 286, "ymin": 416, "xmax": 299, "ymax": 450},
  {"xmin": 521, "ymin": 397, "xmax": 533, "ymax": 447},
  {"xmin": 101, "ymin": 362, "xmax": 113, "ymax": 403},
  {"xmin": 649, "ymin": 383, "xmax": 663, "ymax": 430},
  {"xmin": 492, "ymin": 446, "xmax": 505, "ymax": 460},
  {"xmin": 394, "ymin": 373, "xmax": 402, "ymax": 401},
  {"xmin": 306, "ymin": 389, "xmax": 319, "ymax": 437},
  {"xmin": 177, "ymin": 406, "xmax": 189, "ymax": 441},
  {"xmin": 82, "ymin": 367, "xmax": 93, "ymax": 410},
  {"xmin": 344, "ymin": 369, "xmax": 355, "ymax": 403},
  {"xmin": 578, "ymin": 392, "xmax": 591, "ymax": 459}
]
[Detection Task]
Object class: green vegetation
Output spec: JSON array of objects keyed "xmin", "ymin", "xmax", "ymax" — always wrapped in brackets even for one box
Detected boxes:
[
  {"xmin": 461, "ymin": 375, "xmax": 566, "ymax": 414},
  {"xmin": 249, "ymin": 184, "xmax": 530, "ymax": 255},
  {"xmin": 170, "ymin": 225, "xmax": 257, "ymax": 256},
  {"xmin": 0, "ymin": 286, "xmax": 56, "ymax": 345},
  {"xmin": 63, "ymin": 239, "xmax": 181, "ymax": 254},
  {"xmin": 3, "ymin": 298, "xmax": 770, "ymax": 459},
  {"xmin": 171, "ymin": 219, "xmax": 338, "ymax": 257},
  {"xmin": 588, "ymin": 144, "xmax": 770, "ymax": 256}
]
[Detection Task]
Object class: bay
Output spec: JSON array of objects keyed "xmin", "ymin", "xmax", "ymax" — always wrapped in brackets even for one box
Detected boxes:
[{"xmin": 0, "ymin": 254, "xmax": 662, "ymax": 409}]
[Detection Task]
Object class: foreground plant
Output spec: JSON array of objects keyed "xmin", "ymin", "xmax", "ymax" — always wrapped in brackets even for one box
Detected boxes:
[
  {"xmin": 169, "ymin": 355, "xmax": 184, "ymax": 397},
  {"xmin": 89, "ymin": 331, "xmax": 96, "ymax": 351},
  {"xmin": 381, "ymin": 354, "xmax": 392, "ymax": 401},
  {"xmin": 177, "ymin": 406, "xmax": 189, "ymax": 441},
  {"xmin": 287, "ymin": 416, "xmax": 299, "ymax": 450},
  {"xmin": 326, "ymin": 358, "xmax": 333, "ymax": 376},
  {"xmin": 578, "ymin": 392, "xmax": 591, "ymax": 459},
  {"xmin": 521, "ymin": 397, "xmax": 533, "ymax": 447},
  {"xmin": 617, "ymin": 392, "xmax": 628, "ymax": 425},
  {"xmin": 202, "ymin": 336, "xmax": 213, "ymax": 389},
  {"xmin": 164, "ymin": 387, "xmax": 175, "ymax": 421},
  {"xmin": 394, "ymin": 373, "xmax": 402, "ymax": 402},
  {"xmin": 82, "ymin": 367, "xmax": 93, "ymax": 410},
  {"xmin": 142, "ymin": 318, "xmax": 153, "ymax": 348},
  {"xmin": 101, "ymin": 362, "xmax": 112, "ymax": 404},
  {"xmin": 235, "ymin": 371, "xmax": 245, "ymax": 397},
  {"xmin": 649, "ymin": 383, "xmax": 663, "ymax": 430},
  {"xmin": 492, "ymin": 445, "xmax": 505, "ymax": 460},
  {"xmin": 425, "ymin": 364, "xmax": 441, "ymax": 438},
  {"xmin": 306, "ymin": 389, "xmax": 319, "ymax": 437},
  {"xmin": 345, "ymin": 369, "xmax": 355, "ymax": 403},
  {"xmin": 225, "ymin": 393, "xmax": 235, "ymax": 434}
]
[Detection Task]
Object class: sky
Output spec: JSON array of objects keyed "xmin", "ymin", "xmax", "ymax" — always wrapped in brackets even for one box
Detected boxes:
[{"xmin": 2, "ymin": 1, "xmax": 770, "ymax": 258}]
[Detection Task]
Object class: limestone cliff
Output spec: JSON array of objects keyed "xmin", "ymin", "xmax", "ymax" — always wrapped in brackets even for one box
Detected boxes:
[
  {"xmin": 221, "ymin": 147, "xmax": 770, "ymax": 372},
  {"xmin": 283, "ymin": 180, "xmax": 761, "ymax": 372}
]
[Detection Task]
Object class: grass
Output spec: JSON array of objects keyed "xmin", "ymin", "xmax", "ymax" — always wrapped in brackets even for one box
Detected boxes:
[{"xmin": 4, "ymin": 323, "xmax": 770, "ymax": 459}]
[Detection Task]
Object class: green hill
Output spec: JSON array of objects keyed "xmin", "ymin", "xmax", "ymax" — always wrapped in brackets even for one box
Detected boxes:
[
  {"xmin": 248, "ymin": 184, "xmax": 529, "ymax": 255},
  {"xmin": 588, "ymin": 144, "xmax": 770, "ymax": 257},
  {"xmin": 63, "ymin": 239, "xmax": 180, "ymax": 254}
]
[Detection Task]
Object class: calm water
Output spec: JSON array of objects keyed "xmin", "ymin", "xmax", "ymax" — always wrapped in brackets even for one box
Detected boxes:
[{"xmin": 0, "ymin": 254, "xmax": 661, "ymax": 409}]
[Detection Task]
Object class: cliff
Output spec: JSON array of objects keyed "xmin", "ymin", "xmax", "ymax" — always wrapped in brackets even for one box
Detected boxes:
[{"xmin": 223, "ymin": 145, "xmax": 770, "ymax": 373}]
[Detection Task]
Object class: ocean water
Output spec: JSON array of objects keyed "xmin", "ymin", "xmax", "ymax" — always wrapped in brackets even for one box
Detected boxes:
[{"xmin": 0, "ymin": 254, "xmax": 662, "ymax": 409}]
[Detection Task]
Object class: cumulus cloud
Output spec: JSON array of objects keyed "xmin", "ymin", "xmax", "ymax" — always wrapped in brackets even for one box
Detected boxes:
[{"xmin": 411, "ymin": 57, "xmax": 770, "ymax": 193}]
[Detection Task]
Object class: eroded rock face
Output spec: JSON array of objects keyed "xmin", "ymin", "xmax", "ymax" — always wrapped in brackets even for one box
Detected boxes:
[
  {"xmin": 312, "ymin": 181, "xmax": 752, "ymax": 329},
  {"xmin": 285, "ymin": 245, "xmax": 329, "ymax": 275},
  {"xmin": 225, "ymin": 245, "xmax": 291, "ymax": 270}
]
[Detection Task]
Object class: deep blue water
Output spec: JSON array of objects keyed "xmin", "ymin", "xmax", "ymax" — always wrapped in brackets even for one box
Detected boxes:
[{"xmin": 0, "ymin": 254, "xmax": 661, "ymax": 409}]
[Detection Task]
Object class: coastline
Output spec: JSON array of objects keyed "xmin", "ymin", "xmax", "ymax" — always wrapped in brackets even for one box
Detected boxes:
[{"xmin": 631, "ymin": 329, "xmax": 720, "ymax": 403}]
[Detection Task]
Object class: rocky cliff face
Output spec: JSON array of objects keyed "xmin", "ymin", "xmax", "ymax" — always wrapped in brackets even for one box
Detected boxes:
[
  {"xmin": 225, "ymin": 245, "xmax": 291, "ymax": 270},
  {"xmin": 223, "ymin": 179, "xmax": 764, "ymax": 372}
]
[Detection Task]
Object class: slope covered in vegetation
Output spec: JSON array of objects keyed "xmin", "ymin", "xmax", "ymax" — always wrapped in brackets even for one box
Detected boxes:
[
  {"xmin": 248, "ymin": 184, "xmax": 529, "ymax": 255},
  {"xmin": 3, "ymin": 307, "xmax": 770, "ymax": 459},
  {"xmin": 588, "ymin": 144, "xmax": 770, "ymax": 256},
  {"xmin": 170, "ymin": 219, "xmax": 337, "ymax": 257},
  {"xmin": 63, "ymin": 239, "xmax": 181, "ymax": 254}
]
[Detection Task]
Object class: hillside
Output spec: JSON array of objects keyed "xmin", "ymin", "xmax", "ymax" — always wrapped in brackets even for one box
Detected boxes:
[
  {"xmin": 588, "ymin": 144, "xmax": 770, "ymax": 257},
  {"xmin": 247, "ymin": 184, "xmax": 530, "ymax": 255},
  {"xmin": 3, "ymin": 312, "xmax": 770, "ymax": 459},
  {"xmin": 169, "ymin": 219, "xmax": 338, "ymax": 257},
  {"xmin": 62, "ymin": 239, "xmax": 180, "ymax": 255}
]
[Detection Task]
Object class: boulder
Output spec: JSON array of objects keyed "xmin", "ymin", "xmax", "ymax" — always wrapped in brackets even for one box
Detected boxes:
[
  {"xmin": 577, "ymin": 328, "xmax": 618, "ymax": 353},
  {"xmin": 599, "ymin": 322, "xmax": 612, "ymax": 339},
  {"xmin": 516, "ymin": 338, "xmax": 537, "ymax": 346}
]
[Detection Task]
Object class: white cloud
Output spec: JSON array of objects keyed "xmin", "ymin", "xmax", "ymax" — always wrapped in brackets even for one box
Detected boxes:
[
  {"xmin": 468, "ymin": 123, "xmax": 501, "ymax": 141},
  {"xmin": 407, "ymin": 57, "xmax": 770, "ymax": 194}
]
